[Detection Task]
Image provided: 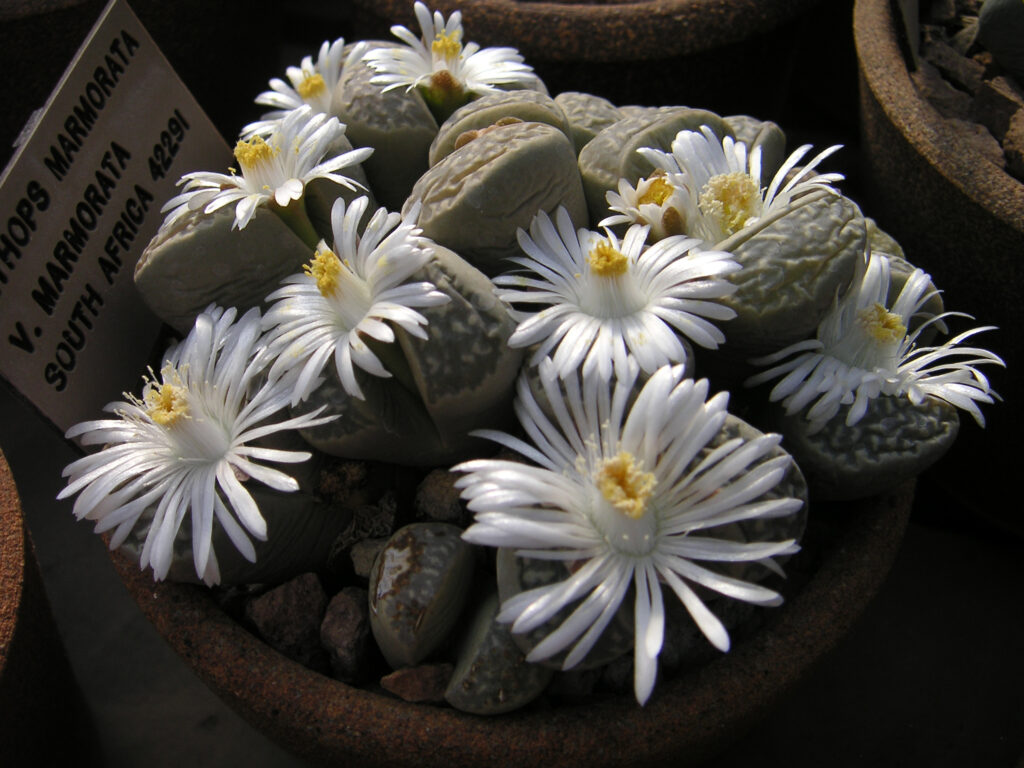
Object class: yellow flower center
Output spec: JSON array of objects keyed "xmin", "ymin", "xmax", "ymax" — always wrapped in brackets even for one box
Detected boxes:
[
  {"xmin": 145, "ymin": 380, "xmax": 189, "ymax": 427},
  {"xmin": 596, "ymin": 452, "xmax": 657, "ymax": 520},
  {"xmin": 857, "ymin": 303, "xmax": 906, "ymax": 344},
  {"xmin": 233, "ymin": 135, "xmax": 278, "ymax": 174},
  {"xmin": 699, "ymin": 171, "xmax": 761, "ymax": 236},
  {"xmin": 304, "ymin": 246, "xmax": 344, "ymax": 298},
  {"xmin": 296, "ymin": 72, "xmax": 327, "ymax": 101},
  {"xmin": 588, "ymin": 240, "xmax": 629, "ymax": 277},
  {"xmin": 432, "ymin": 29, "xmax": 462, "ymax": 62},
  {"xmin": 637, "ymin": 175, "xmax": 674, "ymax": 207}
]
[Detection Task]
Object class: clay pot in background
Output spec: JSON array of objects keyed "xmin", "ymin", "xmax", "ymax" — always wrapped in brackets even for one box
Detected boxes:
[
  {"xmin": 854, "ymin": 0, "xmax": 1022, "ymax": 535},
  {"xmin": 0, "ymin": 448, "xmax": 100, "ymax": 764}
]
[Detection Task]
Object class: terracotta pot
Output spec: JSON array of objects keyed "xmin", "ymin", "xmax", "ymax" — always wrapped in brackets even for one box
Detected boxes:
[
  {"xmin": 109, "ymin": 480, "xmax": 914, "ymax": 768},
  {"xmin": 0, "ymin": 448, "xmax": 98, "ymax": 763},
  {"xmin": 347, "ymin": 0, "xmax": 839, "ymax": 120},
  {"xmin": 854, "ymin": 0, "xmax": 1021, "ymax": 535}
]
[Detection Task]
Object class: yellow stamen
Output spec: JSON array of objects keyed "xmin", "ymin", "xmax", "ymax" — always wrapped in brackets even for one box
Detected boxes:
[
  {"xmin": 432, "ymin": 29, "xmax": 462, "ymax": 61},
  {"xmin": 858, "ymin": 303, "xmax": 906, "ymax": 343},
  {"xmin": 145, "ymin": 380, "xmax": 189, "ymax": 427},
  {"xmin": 588, "ymin": 240, "xmax": 629, "ymax": 277},
  {"xmin": 637, "ymin": 175, "xmax": 674, "ymax": 207},
  {"xmin": 597, "ymin": 452, "xmax": 657, "ymax": 520},
  {"xmin": 233, "ymin": 135, "xmax": 277, "ymax": 172},
  {"xmin": 304, "ymin": 246, "xmax": 343, "ymax": 298},
  {"xmin": 296, "ymin": 72, "xmax": 327, "ymax": 100},
  {"xmin": 699, "ymin": 171, "xmax": 760, "ymax": 235}
]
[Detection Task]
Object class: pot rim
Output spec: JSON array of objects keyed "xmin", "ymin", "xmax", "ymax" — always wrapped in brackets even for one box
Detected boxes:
[
  {"xmin": 350, "ymin": 0, "xmax": 824, "ymax": 61},
  {"xmin": 110, "ymin": 480, "xmax": 914, "ymax": 768},
  {"xmin": 853, "ymin": 0, "xmax": 1024, "ymax": 232}
]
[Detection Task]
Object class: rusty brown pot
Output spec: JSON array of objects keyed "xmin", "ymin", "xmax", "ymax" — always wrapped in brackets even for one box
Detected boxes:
[
  {"xmin": 0, "ymin": 448, "xmax": 97, "ymax": 763},
  {"xmin": 854, "ymin": 0, "xmax": 1021, "ymax": 534},
  {"xmin": 109, "ymin": 481, "xmax": 914, "ymax": 768}
]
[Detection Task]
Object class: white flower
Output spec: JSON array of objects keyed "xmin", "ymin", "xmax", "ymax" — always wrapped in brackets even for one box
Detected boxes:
[
  {"xmin": 455, "ymin": 360, "xmax": 803, "ymax": 705},
  {"xmin": 601, "ymin": 171, "xmax": 690, "ymax": 242},
  {"xmin": 746, "ymin": 252, "xmax": 1004, "ymax": 432},
  {"xmin": 57, "ymin": 306, "xmax": 334, "ymax": 585},
  {"xmin": 262, "ymin": 196, "xmax": 450, "ymax": 402},
  {"xmin": 241, "ymin": 38, "xmax": 349, "ymax": 136},
  {"xmin": 362, "ymin": 2, "xmax": 537, "ymax": 102},
  {"xmin": 496, "ymin": 206, "xmax": 741, "ymax": 382},
  {"xmin": 638, "ymin": 125, "xmax": 843, "ymax": 246},
  {"xmin": 160, "ymin": 105, "xmax": 372, "ymax": 232}
]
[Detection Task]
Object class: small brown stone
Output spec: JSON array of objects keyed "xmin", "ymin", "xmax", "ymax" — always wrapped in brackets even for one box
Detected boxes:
[
  {"xmin": 316, "ymin": 459, "xmax": 370, "ymax": 507},
  {"xmin": 971, "ymin": 50, "xmax": 1001, "ymax": 79},
  {"xmin": 245, "ymin": 573, "xmax": 329, "ymax": 669},
  {"xmin": 1003, "ymin": 110, "xmax": 1024, "ymax": 180},
  {"xmin": 350, "ymin": 537, "xmax": 388, "ymax": 579},
  {"xmin": 921, "ymin": 35, "xmax": 984, "ymax": 94},
  {"xmin": 971, "ymin": 75, "xmax": 1024, "ymax": 140},
  {"xmin": 414, "ymin": 468, "xmax": 468, "ymax": 525},
  {"xmin": 911, "ymin": 59, "xmax": 972, "ymax": 118},
  {"xmin": 320, "ymin": 587, "xmax": 371, "ymax": 683},
  {"xmin": 380, "ymin": 663, "xmax": 453, "ymax": 703}
]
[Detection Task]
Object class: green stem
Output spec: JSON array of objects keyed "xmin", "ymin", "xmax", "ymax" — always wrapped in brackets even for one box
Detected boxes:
[{"xmin": 274, "ymin": 198, "xmax": 321, "ymax": 250}]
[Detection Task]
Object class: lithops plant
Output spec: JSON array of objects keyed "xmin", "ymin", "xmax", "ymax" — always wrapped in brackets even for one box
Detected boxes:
[
  {"xmin": 368, "ymin": 522, "xmax": 476, "ymax": 669},
  {"xmin": 337, "ymin": 41, "xmax": 440, "ymax": 210},
  {"xmin": 578, "ymin": 107, "xmax": 733, "ymax": 223},
  {"xmin": 135, "ymin": 205, "xmax": 313, "ymax": 334},
  {"xmin": 553, "ymin": 91, "xmax": 624, "ymax": 153},
  {"xmin": 428, "ymin": 88, "xmax": 573, "ymax": 166},
  {"xmin": 405, "ymin": 120, "xmax": 587, "ymax": 276},
  {"xmin": 292, "ymin": 242, "xmax": 523, "ymax": 465},
  {"xmin": 444, "ymin": 589, "xmax": 554, "ymax": 715},
  {"xmin": 769, "ymin": 395, "xmax": 960, "ymax": 501},
  {"xmin": 494, "ymin": 549, "xmax": 634, "ymax": 671},
  {"xmin": 715, "ymin": 192, "xmax": 867, "ymax": 359}
]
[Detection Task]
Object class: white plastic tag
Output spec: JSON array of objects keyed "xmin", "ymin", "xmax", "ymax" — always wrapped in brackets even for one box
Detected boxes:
[{"xmin": 0, "ymin": 0, "xmax": 231, "ymax": 434}]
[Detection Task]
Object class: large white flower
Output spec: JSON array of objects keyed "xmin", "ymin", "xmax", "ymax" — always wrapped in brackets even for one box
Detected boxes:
[
  {"xmin": 362, "ymin": 2, "xmax": 537, "ymax": 107},
  {"xmin": 241, "ymin": 38, "xmax": 349, "ymax": 136},
  {"xmin": 160, "ymin": 105, "xmax": 372, "ymax": 232},
  {"xmin": 496, "ymin": 206, "xmax": 741, "ymax": 382},
  {"xmin": 455, "ymin": 360, "xmax": 803, "ymax": 705},
  {"xmin": 262, "ymin": 195, "xmax": 450, "ymax": 402},
  {"xmin": 58, "ymin": 306, "xmax": 333, "ymax": 585},
  {"xmin": 746, "ymin": 251, "xmax": 1004, "ymax": 432},
  {"xmin": 635, "ymin": 125, "xmax": 843, "ymax": 246}
]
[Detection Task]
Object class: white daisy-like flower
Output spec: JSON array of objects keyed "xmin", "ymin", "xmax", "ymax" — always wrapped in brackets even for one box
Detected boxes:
[
  {"xmin": 455, "ymin": 359, "xmax": 803, "ymax": 705},
  {"xmin": 57, "ymin": 306, "xmax": 334, "ymax": 585},
  {"xmin": 496, "ymin": 206, "xmax": 741, "ymax": 382},
  {"xmin": 241, "ymin": 38, "xmax": 348, "ymax": 136},
  {"xmin": 362, "ymin": 1, "xmax": 537, "ymax": 111},
  {"xmin": 601, "ymin": 170, "xmax": 690, "ymax": 242},
  {"xmin": 262, "ymin": 195, "xmax": 450, "ymax": 403},
  {"xmin": 746, "ymin": 251, "xmax": 1004, "ymax": 433},
  {"xmin": 160, "ymin": 105, "xmax": 372, "ymax": 233},
  {"xmin": 638, "ymin": 125, "xmax": 844, "ymax": 246}
]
